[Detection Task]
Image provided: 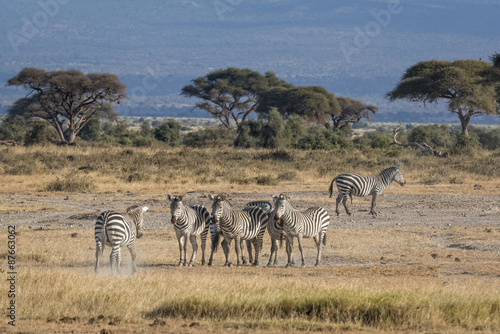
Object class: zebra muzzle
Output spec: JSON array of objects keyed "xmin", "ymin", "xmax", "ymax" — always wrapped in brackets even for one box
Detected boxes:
[{"xmin": 137, "ymin": 231, "xmax": 143, "ymax": 239}]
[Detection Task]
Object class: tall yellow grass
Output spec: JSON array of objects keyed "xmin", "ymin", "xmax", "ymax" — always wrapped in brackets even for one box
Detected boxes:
[
  {"xmin": 0, "ymin": 145, "xmax": 499, "ymax": 194},
  {"xmin": 2, "ymin": 227, "xmax": 499, "ymax": 333}
]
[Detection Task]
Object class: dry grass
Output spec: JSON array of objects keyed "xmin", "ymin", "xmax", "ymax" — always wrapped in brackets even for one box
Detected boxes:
[
  {"xmin": 0, "ymin": 145, "xmax": 499, "ymax": 195},
  {"xmin": 1, "ymin": 226, "xmax": 499, "ymax": 333}
]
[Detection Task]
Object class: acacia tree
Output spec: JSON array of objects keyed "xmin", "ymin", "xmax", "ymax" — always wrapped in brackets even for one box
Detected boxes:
[
  {"xmin": 8, "ymin": 67, "xmax": 127, "ymax": 144},
  {"xmin": 256, "ymin": 85, "xmax": 341, "ymax": 127},
  {"xmin": 489, "ymin": 52, "xmax": 500, "ymax": 111},
  {"xmin": 332, "ymin": 97, "xmax": 378, "ymax": 130},
  {"xmin": 386, "ymin": 59, "xmax": 498, "ymax": 136},
  {"xmin": 181, "ymin": 67, "xmax": 291, "ymax": 129}
]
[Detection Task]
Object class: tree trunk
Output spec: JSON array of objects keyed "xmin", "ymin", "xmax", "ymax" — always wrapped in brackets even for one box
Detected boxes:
[{"xmin": 457, "ymin": 108, "xmax": 470, "ymax": 136}]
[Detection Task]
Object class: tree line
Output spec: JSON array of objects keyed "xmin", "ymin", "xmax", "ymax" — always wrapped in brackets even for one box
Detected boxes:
[{"xmin": 2, "ymin": 53, "xmax": 499, "ymax": 147}]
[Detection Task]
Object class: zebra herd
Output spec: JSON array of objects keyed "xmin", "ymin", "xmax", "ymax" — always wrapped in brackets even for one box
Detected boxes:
[{"xmin": 94, "ymin": 166, "xmax": 405, "ymax": 274}]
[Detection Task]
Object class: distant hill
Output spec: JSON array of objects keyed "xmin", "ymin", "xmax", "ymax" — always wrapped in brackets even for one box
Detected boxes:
[{"xmin": 1, "ymin": 0, "xmax": 499, "ymax": 124}]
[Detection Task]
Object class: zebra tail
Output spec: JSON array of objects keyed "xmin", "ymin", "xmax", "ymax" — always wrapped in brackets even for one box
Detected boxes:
[
  {"xmin": 322, "ymin": 233, "xmax": 327, "ymax": 246},
  {"xmin": 328, "ymin": 176, "xmax": 338, "ymax": 198},
  {"xmin": 211, "ymin": 229, "xmax": 221, "ymax": 253},
  {"xmin": 279, "ymin": 233, "xmax": 284, "ymax": 248}
]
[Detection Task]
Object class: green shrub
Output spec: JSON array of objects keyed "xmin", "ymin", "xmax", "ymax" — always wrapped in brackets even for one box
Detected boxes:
[
  {"xmin": 408, "ymin": 124, "xmax": 452, "ymax": 149},
  {"xmin": 474, "ymin": 128, "xmax": 500, "ymax": 150},
  {"xmin": 0, "ymin": 115, "xmax": 27, "ymax": 143},
  {"xmin": 184, "ymin": 127, "xmax": 235, "ymax": 147},
  {"xmin": 354, "ymin": 131, "xmax": 393, "ymax": 149},
  {"xmin": 24, "ymin": 120, "xmax": 58, "ymax": 145},
  {"xmin": 154, "ymin": 119, "xmax": 181, "ymax": 144},
  {"xmin": 78, "ymin": 118, "xmax": 101, "ymax": 141}
]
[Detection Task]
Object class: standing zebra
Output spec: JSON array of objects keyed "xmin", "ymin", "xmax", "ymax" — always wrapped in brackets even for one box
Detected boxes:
[
  {"xmin": 245, "ymin": 200, "xmax": 285, "ymax": 266},
  {"xmin": 95, "ymin": 205, "xmax": 148, "ymax": 274},
  {"xmin": 168, "ymin": 195, "xmax": 210, "ymax": 266},
  {"xmin": 329, "ymin": 165, "xmax": 406, "ymax": 216},
  {"xmin": 209, "ymin": 194, "xmax": 268, "ymax": 267},
  {"xmin": 271, "ymin": 194, "xmax": 330, "ymax": 267}
]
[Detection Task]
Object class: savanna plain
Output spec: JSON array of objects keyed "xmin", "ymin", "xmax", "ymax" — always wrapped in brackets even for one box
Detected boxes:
[{"xmin": 0, "ymin": 145, "xmax": 499, "ymax": 333}]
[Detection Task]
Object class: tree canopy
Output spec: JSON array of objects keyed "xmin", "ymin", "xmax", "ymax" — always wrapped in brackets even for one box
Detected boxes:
[
  {"xmin": 256, "ymin": 85, "xmax": 341, "ymax": 126},
  {"xmin": 386, "ymin": 59, "xmax": 498, "ymax": 136},
  {"xmin": 332, "ymin": 97, "xmax": 378, "ymax": 130},
  {"xmin": 8, "ymin": 67, "xmax": 127, "ymax": 144},
  {"xmin": 181, "ymin": 67, "xmax": 291, "ymax": 129}
]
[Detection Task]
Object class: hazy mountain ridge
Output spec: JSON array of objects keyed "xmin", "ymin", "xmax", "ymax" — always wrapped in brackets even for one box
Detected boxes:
[{"xmin": 0, "ymin": 0, "xmax": 499, "ymax": 123}]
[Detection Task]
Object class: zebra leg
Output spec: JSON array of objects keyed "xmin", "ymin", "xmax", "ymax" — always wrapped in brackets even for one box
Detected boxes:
[
  {"xmin": 176, "ymin": 233, "xmax": 184, "ymax": 266},
  {"xmin": 267, "ymin": 236, "xmax": 276, "ymax": 266},
  {"xmin": 223, "ymin": 238, "xmax": 232, "ymax": 267},
  {"xmin": 285, "ymin": 236, "xmax": 294, "ymax": 268},
  {"xmin": 128, "ymin": 244, "xmax": 138, "ymax": 274},
  {"xmin": 297, "ymin": 234, "xmax": 305, "ymax": 267},
  {"xmin": 342, "ymin": 195, "xmax": 352, "ymax": 216},
  {"xmin": 95, "ymin": 240, "xmax": 103, "ymax": 273},
  {"xmin": 200, "ymin": 227, "xmax": 208, "ymax": 266},
  {"xmin": 335, "ymin": 194, "xmax": 342, "ymax": 216},
  {"xmin": 240, "ymin": 239, "xmax": 247, "ymax": 265},
  {"xmin": 247, "ymin": 239, "xmax": 254, "ymax": 265},
  {"xmin": 252, "ymin": 238, "xmax": 260, "ymax": 266},
  {"xmin": 314, "ymin": 232, "xmax": 325, "ymax": 266},
  {"xmin": 188, "ymin": 235, "xmax": 198, "ymax": 267},
  {"xmin": 234, "ymin": 236, "xmax": 242, "ymax": 267},
  {"xmin": 370, "ymin": 193, "xmax": 378, "ymax": 216},
  {"xmin": 110, "ymin": 246, "xmax": 121, "ymax": 275}
]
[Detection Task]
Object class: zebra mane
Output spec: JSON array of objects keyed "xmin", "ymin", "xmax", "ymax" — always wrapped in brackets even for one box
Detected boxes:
[
  {"xmin": 381, "ymin": 165, "xmax": 400, "ymax": 175},
  {"xmin": 126, "ymin": 205, "xmax": 148, "ymax": 214}
]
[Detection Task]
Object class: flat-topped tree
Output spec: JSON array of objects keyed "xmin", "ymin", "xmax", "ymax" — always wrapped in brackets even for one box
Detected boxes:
[
  {"xmin": 256, "ymin": 85, "xmax": 341, "ymax": 127},
  {"xmin": 181, "ymin": 67, "xmax": 292, "ymax": 129},
  {"xmin": 386, "ymin": 59, "xmax": 498, "ymax": 136},
  {"xmin": 332, "ymin": 96, "xmax": 377, "ymax": 130},
  {"xmin": 8, "ymin": 67, "xmax": 127, "ymax": 144}
]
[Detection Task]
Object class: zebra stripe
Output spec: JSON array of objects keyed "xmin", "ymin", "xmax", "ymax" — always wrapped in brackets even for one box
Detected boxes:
[
  {"xmin": 95, "ymin": 205, "xmax": 148, "ymax": 274},
  {"xmin": 329, "ymin": 165, "xmax": 405, "ymax": 216},
  {"xmin": 168, "ymin": 195, "xmax": 210, "ymax": 266},
  {"xmin": 272, "ymin": 194, "xmax": 330, "ymax": 267},
  {"xmin": 245, "ymin": 200, "xmax": 285, "ymax": 266},
  {"xmin": 209, "ymin": 194, "xmax": 268, "ymax": 267}
]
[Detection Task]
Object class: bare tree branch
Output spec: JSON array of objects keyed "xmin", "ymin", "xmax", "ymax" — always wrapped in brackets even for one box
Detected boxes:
[{"xmin": 392, "ymin": 121, "xmax": 448, "ymax": 157}]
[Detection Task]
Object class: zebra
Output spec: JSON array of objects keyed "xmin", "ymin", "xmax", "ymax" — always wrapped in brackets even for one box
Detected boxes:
[
  {"xmin": 271, "ymin": 194, "xmax": 330, "ymax": 267},
  {"xmin": 168, "ymin": 195, "xmax": 210, "ymax": 266},
  {"xmin": 94, "ymin": 205, "xmax": 148, "ymax": 274},
  {"xmin": 209, "ymin": 194, "xmax": 268, "ymax": 267},
  {"xmin": 329, "ymin": 165, "xmax": 406, "ymax": 216},
  {"xmin": 245, "ymin": 200, "xmax": 285, "ymax": 266}
]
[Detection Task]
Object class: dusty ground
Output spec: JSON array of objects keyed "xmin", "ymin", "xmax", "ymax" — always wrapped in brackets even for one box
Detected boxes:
[{"xmin": 1, "ymin": 190, "xmax": 498, "ymax": 230}]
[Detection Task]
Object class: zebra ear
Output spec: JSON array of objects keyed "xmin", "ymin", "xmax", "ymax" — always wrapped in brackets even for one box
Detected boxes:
[
  {"xmin": 178, "ymin": 195, "xmax": 183, "ymax": 201},
  {"xmin": 142, "ymin": 206, "xmax": 149, "ymax": 212},
  {"xmin": 167, "ymin": 195, "xmax": 172, "ymax": 201},
  {"xmin": 396, "ymin": 165, "xmax": 400, "ymax": 170},
  {"xmin": 208, "ymin": 194, "xmax": 214, "ymax": 200}
]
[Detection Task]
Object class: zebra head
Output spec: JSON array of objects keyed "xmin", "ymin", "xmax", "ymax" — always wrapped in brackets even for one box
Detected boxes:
[
  {"xmin": 126, "ymin": 205, "xmax": 148, "ymax": 239},
  {"xmin": 393, "ymin": 165, "xmax": 406, "ymax": 186},
  {"xmin": 168, "ymin": 195, "xmax": 184, "ymax": 225},
  {"xmin": 209, "ymin": 193, "xmax": 229, "ymax": 224},
  {"xmin": 271, "ymin": 193, "xmax": 289, "ymax": 221}
]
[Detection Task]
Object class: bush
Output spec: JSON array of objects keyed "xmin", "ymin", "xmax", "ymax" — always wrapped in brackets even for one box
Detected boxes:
[
  {"xmin": 184, "ymin": 127, "xmax": 235, "ymax": 147},
  {"xmin": 407, "ymin": 124, "xmax": 452, "ymax": 149},
  {"xmin": 45, "ymin": 174, "xmax": 96, "ymax": 192},
  {"xmin": 473, "ymin": 128, "xmax": 500, "ymax": 150},
  {"xmin": 354, "ymin": 131, "xmax": 393, "ymax": 149},
  {"xmin": 24, "ymin": 120, "xmax": 58, "ymax": 145},
  {"xmin": 0, "ymin": 115, "xmax": 27, "ymax": 143},
  {"xmin": 78, "ymin": 117, "xmax": 102, "ymax": 141},
  {"xmin": 154, "ymin": 119, "xmax": 181, "ymax": 144}
]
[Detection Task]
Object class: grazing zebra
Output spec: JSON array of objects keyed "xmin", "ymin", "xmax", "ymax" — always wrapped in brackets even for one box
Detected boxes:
[
  {"xmin": 245, "ymin": 200, "xmax": 285, "ymax": 266},
  {"xmin": 329, "ymin": 165, "xmax": 406, "ymax": 216},
  {"xmin": 271, "ymin": 194, "xmax": 330, "ymax": 267},
  {"xmin": 94, "ymin": 205, "xmax": 148, "ymax": 274},
  {"xmin": 209, "ymin": 194, "xmax": 268, "ymax": 267},
  {"xmin": 168, "ymin": 195, "xmax": 210, "ymax": 266}
]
